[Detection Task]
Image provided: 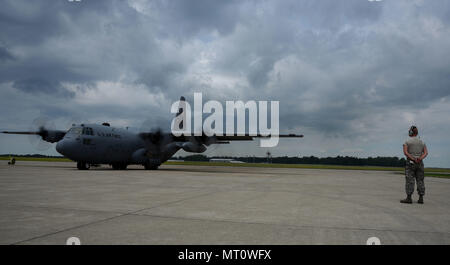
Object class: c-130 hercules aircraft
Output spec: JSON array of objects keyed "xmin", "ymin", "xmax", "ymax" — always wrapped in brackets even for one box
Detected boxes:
[{"xmin": 2, "ymin": 97, "xmax": 303, "ymax": 170}]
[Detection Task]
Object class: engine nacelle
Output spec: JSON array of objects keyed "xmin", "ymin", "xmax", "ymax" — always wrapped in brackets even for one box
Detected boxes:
[
  {"xmin": 131, "ymin": 148, "xmax": 148, "ymax": 164},
  {"xmin": 181, "ymin": 142, "xmax": 207, "ymax": 153},
  {"xmin": 42, "ymin": 130, "xmax": 66, "ymax": 143}
]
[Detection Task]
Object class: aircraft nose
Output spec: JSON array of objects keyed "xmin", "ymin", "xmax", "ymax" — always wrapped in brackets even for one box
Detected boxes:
[{"xmin": 56, "ymin": 140, "xmax": 67, "ymax": 156}]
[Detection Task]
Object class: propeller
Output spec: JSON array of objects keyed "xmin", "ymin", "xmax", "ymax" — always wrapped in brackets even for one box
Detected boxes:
[
  {"xmin": 149, "ymin": 128, "xmax": 164, "ymax": 145},
  {"xmin": 28, "ymin": 117, "xmax": 55, "ymax": 151},
  {"xmin": 139, "ymin": 127, "xmax": 168, "ymax": 158},
  {"xmin": 2, "ymin": 116, "xmax": 67, "ymax": 151}
]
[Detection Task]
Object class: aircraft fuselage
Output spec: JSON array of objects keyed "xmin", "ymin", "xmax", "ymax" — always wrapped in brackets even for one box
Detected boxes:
[{"xmin": 56, "ymin": 123, "xmax": 179, "ymax": 169}]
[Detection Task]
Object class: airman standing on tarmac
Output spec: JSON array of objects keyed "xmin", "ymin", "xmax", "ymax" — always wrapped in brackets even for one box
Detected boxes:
[{"xmin": 401, "ymin": 125, "xmax": 428, "ymax": 204}]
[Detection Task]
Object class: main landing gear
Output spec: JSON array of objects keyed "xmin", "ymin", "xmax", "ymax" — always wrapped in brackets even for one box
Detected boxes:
[
  {"xmin": 76, "ymin": 162, "xmax": 157, "ymax": 170},
  {"xmin": 144, "ymin": 161, "xmax": 159, "ymax": 170},
  {"xmin": 77, "ymin": 161, "xmax": 90, "ymax": 170},
  {"xmin": 111, "ymin": 163, "xmax": 128, "ymax": 170}
]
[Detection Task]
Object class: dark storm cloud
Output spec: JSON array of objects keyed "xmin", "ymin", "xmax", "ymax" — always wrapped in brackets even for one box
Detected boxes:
[
  {"xmin": 0, "ymin": 0, "xmax": 117, "ymax": 45},
  {"xmin": 413, "ymin": 0, "xmax": 450, "ymax": 24},
  {"xmin": 0, "ymin": 0, "xmax": 385, "ymax": 101},
  {"xmin": 12, "ymin": 78, "xmax": 74, "ymax": 98},
  {"xmin": 0, "ymin": 46, "xmax": 15, "ymax": 62},
  {"xmin": 0, "ymin": 0, "xmax": 179, "ymax": 96},
  {"xmin": 0, "ymin": 0, "xmax": 115, "ymax": 95},
  {"xmin": 149, "ymin": 0, "xmax": 242, "ymax": 37},
  {"xmin": 272, "ymin": 0, "xmax": 383, "ymax": 29},
  {"xmin": 215, "ymin": 0, "xmax": 450, "ymax": 135}
]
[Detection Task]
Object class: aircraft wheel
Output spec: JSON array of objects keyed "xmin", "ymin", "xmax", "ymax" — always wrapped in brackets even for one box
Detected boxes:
[
  {"xmin": 144, "ymin": 162, "xmax": 159, "ymax": 170},
  {"xmin": 77, "ymin": 162, "xmax": 90, "ymax": 170},
  {"xmin": 112, "ymin": 163, "xmax": 127, "ymax": 170}
]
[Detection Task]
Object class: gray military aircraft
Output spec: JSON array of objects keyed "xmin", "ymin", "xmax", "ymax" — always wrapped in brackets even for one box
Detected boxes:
[{"xmin": 2, "ymin": 99, "xmax": 303, "ymax": 170}]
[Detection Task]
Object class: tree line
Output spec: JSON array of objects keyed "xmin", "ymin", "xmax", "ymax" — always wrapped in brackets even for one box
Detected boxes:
[
  {"xmin": 178, "ymin": 155, "xmax": 407, "ymax": 167},
  {"xmin": 2, "ymin": 153, "xmax": 407, "ymax": 167}
]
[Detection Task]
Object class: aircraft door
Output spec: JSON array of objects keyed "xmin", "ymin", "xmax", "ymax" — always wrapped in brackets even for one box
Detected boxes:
[{"xmin": 81, "ymin": 127, "xmax": 97, "ymax": 160}]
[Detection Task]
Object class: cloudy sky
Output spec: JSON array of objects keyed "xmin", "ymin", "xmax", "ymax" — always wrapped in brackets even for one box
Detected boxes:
[{"xmin": 1, "ymin": 0, "xmax": 449, "ymax": 167}]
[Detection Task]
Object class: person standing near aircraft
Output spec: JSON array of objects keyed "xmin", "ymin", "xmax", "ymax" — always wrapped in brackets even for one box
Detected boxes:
[{"xmin": 401, "ymin": 125, "xmax": 428, "ymax": 204}]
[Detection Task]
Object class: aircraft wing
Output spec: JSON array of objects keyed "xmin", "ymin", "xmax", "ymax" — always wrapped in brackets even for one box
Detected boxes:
[
  {"xmin": 168, "ymin": 133, "xmax": 303, "ymax": 144},
  {"xmin": 215, "ymin": 134, "xmax": 303, "ymax": 141},
  {"xmin": 139, "ymin": 132, "xmax": 303, "ymax": 144},
  {"xmin": 2, "ymin": 129, "xmax": 66, "ymax": 143},
  {"xmin": 139, "ymin": 131, "xmax": 303, "ymax": 154}
]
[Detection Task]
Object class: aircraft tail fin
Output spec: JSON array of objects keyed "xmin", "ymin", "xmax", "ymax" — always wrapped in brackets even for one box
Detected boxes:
[
  {"xmin": 175, "ymin": 96, "xmax": 186, "ymax": 129},
  {"xmin": 176, "ymin": 96, "xmax": 185, "ymax": 117}
]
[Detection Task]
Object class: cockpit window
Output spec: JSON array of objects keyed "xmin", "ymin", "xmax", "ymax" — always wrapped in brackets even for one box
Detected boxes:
[
  {"xmin": 68, "ymin": 127, "xmax": 82, "ymax": 136},
  {"xmin": 81, "ymin": 127, "xmax": 94, "ymax": 135}
]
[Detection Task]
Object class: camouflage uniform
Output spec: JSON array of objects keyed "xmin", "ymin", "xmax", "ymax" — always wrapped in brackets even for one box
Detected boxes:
[
  {"xmin": 405, "ymin": 160, "xmax": 425, "ymax": 196},
  {"xmin": 403, "ymin": 136, "xmax": 426, "ymax": 197}
]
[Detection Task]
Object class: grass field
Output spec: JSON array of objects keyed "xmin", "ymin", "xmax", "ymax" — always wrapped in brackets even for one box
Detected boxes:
[
  {"xmin": 165, "ymin": 161, "xmax": 406, "ymax": 171},
  {"xmin": 0, "ymin": 156, "xmax": 72, "ymax": 162},
  {"xmin": 2, "ymin": 156, "xmax": 449, "ymax": 178},
  {"xmin": 423, "ymin": 173, "xmax": 450, "ymax": 178}
]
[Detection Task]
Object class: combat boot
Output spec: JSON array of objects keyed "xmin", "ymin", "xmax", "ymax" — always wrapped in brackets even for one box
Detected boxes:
[
  {"xmin": 418, "ymin": 195, "xmax": 424, "ymax": 204},
  {"xmin": 400, "ymin": 195, "xmax": 412, "ymax": 204}
]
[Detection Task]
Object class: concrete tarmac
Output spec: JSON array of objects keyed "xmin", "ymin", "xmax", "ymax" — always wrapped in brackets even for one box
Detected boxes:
[{"xmin": 0, "ymin": 161, "xmax": 449, "ymax": 245}]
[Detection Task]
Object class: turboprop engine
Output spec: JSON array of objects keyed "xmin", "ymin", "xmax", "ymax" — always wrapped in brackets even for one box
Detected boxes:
[{"xmin": 181, "ymin": 142, "xmax": 207, "ymax": 153}]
